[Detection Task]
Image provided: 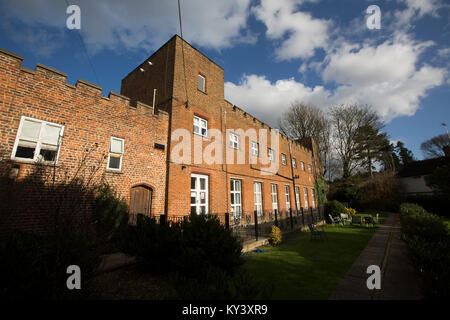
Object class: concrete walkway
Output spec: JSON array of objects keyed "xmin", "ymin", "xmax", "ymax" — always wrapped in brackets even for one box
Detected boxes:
[{"xmin": 329, "ymin": 213, "xmax": 423, "ymax": 300}]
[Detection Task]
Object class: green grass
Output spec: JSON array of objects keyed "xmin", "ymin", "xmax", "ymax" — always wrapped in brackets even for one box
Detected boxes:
[{"xmin": 242, "ymin": 215, "xmax": 385, "ymax": 299}]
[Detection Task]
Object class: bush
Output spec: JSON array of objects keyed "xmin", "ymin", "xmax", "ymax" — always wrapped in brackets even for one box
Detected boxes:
[
  {"xmin": 178, "ymin": 213, "xmax": 243, "ymax": 277},
  {"xmin": 268, "ymin": 226, "xmax": 282, "ymax": 246},
  {"xmin": 399, "ymin": 203, "xmax": 450, "ymax": 298},
  {"xmin": 345, "ymin": 207, "xmax": 357, "ymax": 215},
  {"xmin": 325, "ymin": 200, "xmax": 347, "ymax": 218},
  {"xmin": 122, "ymin": 213, "xmax": 243, "ymax": 278},
  {"xmin": 174, "ymin": 267, "xmax": 273, "ymax": 300},
  {"xmin": 120, "ymin": 214, "xmax": 182, "ymax": 274},
  {"xmin": 92, "ymin": 184, "xmax": 129, "ymax": 252},
  {"xmin": 0, "ymin": 226, "xmax": 100, "ymax": 300}
]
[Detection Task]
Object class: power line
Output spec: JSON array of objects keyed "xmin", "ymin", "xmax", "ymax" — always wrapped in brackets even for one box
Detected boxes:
[{"xmin": 64, "ymin": 0, "xmax": 101, "ymax": 87}]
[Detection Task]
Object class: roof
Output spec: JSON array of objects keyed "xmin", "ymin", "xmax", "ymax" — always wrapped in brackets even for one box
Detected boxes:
[{"xmin": 398, "ymin": 156, "xmax": 450, "ymax": 177}]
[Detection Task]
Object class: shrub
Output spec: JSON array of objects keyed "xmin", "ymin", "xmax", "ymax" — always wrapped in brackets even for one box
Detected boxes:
[
  {"xmin": 399, "ymin": 203, "xmax": 450, "ymax": 298},
  {"xmin": 268, "ymin": 226, "xmax": 282, "ymax": 246},
  {"xmin": 174, "ymin": 267, "xmax": 273, "ymax": 300},
  {"xmin": 345, "ymin": 207, "xmax": 357, "ymax": 215},
  {"xmin": 178, "ymin": 213, "xmax": 243, "ymax": 277},
  {"xmin": 325, "ymin": 200, "xmax": 347, "ymax": 218},
  {"xmin": 0, "ymin": 226, "xmax": 100, "ymax": 300},
  {"xmin": 122, "ymin": 213, "xmax": 243, "ymax": 278},
  {"xmin": 92, "ymin": 184, "xmax": 129, "ymax": 252},
  {"xmin": 120, "ymin": 214, "xmax": 182, "ymax": 274}
]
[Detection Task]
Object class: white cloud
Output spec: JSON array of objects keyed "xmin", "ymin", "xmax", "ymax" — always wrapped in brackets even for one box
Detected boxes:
[
  {"xmin": 225, "ymin": 74, "xmax": 329, "ymax": 127},
  {"xmin": 252, "ymin": 0, "xmax": 330, "ymax": 60},
  {"xmin": 0, "ymin": 0, "xmax": 254, "ymax": 54},
  {"xmin": 393, "ymin": 0, "xmax": 443, "ymax": 29},
  {"xmin": 225, "ymin": 34, "xmax": 445, "ymax": 125}
]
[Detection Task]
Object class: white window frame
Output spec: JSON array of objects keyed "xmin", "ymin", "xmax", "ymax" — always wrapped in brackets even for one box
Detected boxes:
[
  {"xmin": 295, "ymin": 186, "xmax": 301, "ymax": 210},
  {"xmin": 229, "ymin": 131, "xmax": 239, "ymax": 149},
  {"xmin": 251, "ymin": 141, "xmax": 259, "ymax": 156},
  {"xmin": 281, "ymin": 153, "xmax": 287, "ymax": 165},
  {"xmin": 11, "ymin": 116, "xmax": 64, "ymax": 164},
  {"xmin": 308, "ymin": 164, "xmax": 312, "ymax": 173},
  {"xmin": 311, "ymin": 188, "xmax": 316, "ymax": 208},
  {"xmin": 271, "ymin": 183, "xmax": 278, "ymax": 211},
  {"xmin": 230, "ymin": 179, "xmax": 242, "ymax": 218},
  {"xmin": 301, "ymin": 161, "xmax": 305, "ymax": 171},
  {"xmin": 254, "ymin": 182, "xmax": 263, "ymax": 216},
  {"xmin": 292, "ymin": 158, "xmax": 297, "ymax": 168},
  {"xmin": 107, "ymin": 137, "xmax": 124, "ymax": 171},
  {"xmin": 284, "ymin": 185, "xmax": 291, "ymax": 211},
  {"xmin": 268, "ymin": 148, "xmax": 274, "ymax": 162},
  {"xmin": 303, "ymin": 187, "xmax": 309, "ymax": 209},
  {"xmin": 193, "ymin": 115, "xmax": 208, "ymax": 137},
  {"xmin": 191, "ymin": 173, "xmax": 209, "ymax": 215},
  {"xmin": 198, "ymin": 74, "xmax": 206, "ymax": 92}
]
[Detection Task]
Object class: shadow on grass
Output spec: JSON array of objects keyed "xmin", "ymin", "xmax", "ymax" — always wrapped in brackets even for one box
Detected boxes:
[{"xmin": 242, "ymin": 224, "xmax": 379, "ymax": 299}]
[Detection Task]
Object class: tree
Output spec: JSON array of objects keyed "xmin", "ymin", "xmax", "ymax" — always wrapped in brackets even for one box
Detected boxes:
[
  {"xmin": 395, "ymin": 141, "xmax": 414, "ymax": 167},
  {"xmin": 279, "ymin": 102, "xmax": 331, "ymax": 176},
  {"xmin": 354, "ymin": 123, "xmax": 390, "ymax": 176},
  {"xmin": 329, "ymin": 104, "xmax": 380, "ymax": 179},
  {"xmin": 420, "ymin": 134, "xmax": 450, "ymax": 159}
]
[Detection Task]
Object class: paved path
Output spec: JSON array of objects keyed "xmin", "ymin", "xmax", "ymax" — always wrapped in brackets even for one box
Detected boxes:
[{"xmin": 329, "ymin": 213, "xmax": 423, "ymax": 300}]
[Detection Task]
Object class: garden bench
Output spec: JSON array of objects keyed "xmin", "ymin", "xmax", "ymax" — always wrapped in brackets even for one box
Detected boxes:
[
  {"xmin": 328, "ymin": 214, "xmax": 344, "ymax": 227},
  {"xmin": 350, "ymin": 215, "xmax": 363, "ymax": 227},
  {"xmin": 308, "ymin": 223, "xmax": 327, "ymax": 241},
  {"xmin": 340, "ymin": 213, "xmax": 349, "ymax": 224}
]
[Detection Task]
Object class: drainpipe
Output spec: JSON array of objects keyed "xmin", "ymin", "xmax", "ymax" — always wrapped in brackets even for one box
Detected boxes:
[{"xmin": 288, "ymin": 142, "xmax": 299, "ymax": 212}]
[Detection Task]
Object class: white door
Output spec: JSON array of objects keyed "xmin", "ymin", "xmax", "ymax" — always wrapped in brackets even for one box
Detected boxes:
[
  {"xmin": 295, "ymin": 186, "xmax": 301, "ymax": 210},
  {"xmin": 190, "ymin": 174, "xmax": 209, "ymax": 215},
  {"xmin": 230, "ymin": 179, "xmax": 242, "ymax": 218},
  {"xmin": 271, "ymin": 184, "xmax": 278, "ymax": 212},
  {"xmin": 303, "ymin": 187, "xmax": 309, "ymax": 209},
  {"xmin": 254, "ymin": 182, "xmax": 263, "ymax": 216}
]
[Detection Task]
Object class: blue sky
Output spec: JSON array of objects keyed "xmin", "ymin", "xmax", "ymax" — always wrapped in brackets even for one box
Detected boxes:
[{"xmin": 0, "ymin": 0, "xmax": 449, "ymax": 160}]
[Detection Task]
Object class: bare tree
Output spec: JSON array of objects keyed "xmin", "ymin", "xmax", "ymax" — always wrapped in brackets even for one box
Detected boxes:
[
  {"xmin": 420, "ymin": 134, "xmax": 450, "ymax": 159},
  {"xmin": 279, "ymin": 102, "xmax": 331, "ymax": 176},
  {"xmin": 329, "ymin": 104, "xmax": 381, "ymax": 179}
]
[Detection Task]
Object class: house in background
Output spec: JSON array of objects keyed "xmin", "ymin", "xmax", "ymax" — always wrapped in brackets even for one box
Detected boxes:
[{"xmin": 398, "ymin": 146, "xmax": 450, "ymax": 195}]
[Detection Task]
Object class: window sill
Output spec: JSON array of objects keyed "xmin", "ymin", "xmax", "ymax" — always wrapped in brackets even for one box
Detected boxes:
[
  {"xmin": 105, "ymin": 169, "xmax": 124, "ymax": 174},
  {"xmin": 197, "ymin": 89, "xmax": 207, "ymax": 95},
  {"xmin": 11, "ymin": 158, "xmax": 61, "ymax": 167},
  {"xmin": 193, "ymin": 132, "xmax": 211, "ymax": 140}
]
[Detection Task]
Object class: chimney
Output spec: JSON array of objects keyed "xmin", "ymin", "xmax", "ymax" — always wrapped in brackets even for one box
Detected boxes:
[{"xmin": 443, "ymin": 145, "xmax": 450, "ymax": 157}]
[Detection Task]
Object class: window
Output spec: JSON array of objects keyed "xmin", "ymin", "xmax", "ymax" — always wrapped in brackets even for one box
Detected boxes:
[
  {"xmin": 311, "ymin": 188, "xmax": 316, "ymax": 208},
  {"xmin": 268, "ymin": 148, "xmax": 274, "ymax": 162},
  {"xmin": 295, "ymin": 186, "xmax": 301, "ymax": 210},
  {"xmin": 108, "ymin": 137, "xmax": 124, "ymax": 170},
  {"xmin": 308, "ymin": 164, "xmax": 312, "ymax": 173},
  {"xmin": 198, "ymin": 74, "xmax": 205, "ymax": 92},
  {"xmin": 300, "ymin": 161, "xmax": 305, "ymax": 171},
  {"xmin": 229, "ymin": 132, "xmax": 239, "ymax": 149},
  {"xmin": 271, "ymin": 184, "xmax": 278, "ymax": 211},
  {"xmin": 230, "ymin": 179, "xmax": 242, "ymax": 218},
  {"xmin": 292, "ymin": 158, "xmax": 297, "ymax": 168},
  {"xmin": 254, "ymin": 182, "xmax": 263, "ymax": 216},
  {"xmin": 285, "ymin": 185, "xmax": 291, "ymax": 210},
  {"xmin": 12, "ymin": 116, "xmax": 64, "ymax": 163},
  {"xmin": 191, "ymin": 174, "xmax": 209, "ymax": 215},
  {"xmin": 251, "ymin": 141, "xmax": 259, "ymax": 156},
  {"xmin": 281, "ymin": 153, "xmax": 287, "ymax": 165},
  {"xmin": 193, "ymin": 115, "xmax": 208, "ymax": 137},
  {"xmin": 303, "ymin": 187, "xmax": 309, "ymax": 209}
]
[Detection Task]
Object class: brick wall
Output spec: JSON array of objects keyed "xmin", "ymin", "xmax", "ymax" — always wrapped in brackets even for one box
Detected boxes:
[{"xmin": 0, "ymin": 48, "xmax": 169, "ymax": 232}]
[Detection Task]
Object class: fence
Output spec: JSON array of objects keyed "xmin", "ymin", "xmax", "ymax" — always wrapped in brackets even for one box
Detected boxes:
[{"xmin": 136, "ymin": 206, "xmax": 325, "ymax": 243}]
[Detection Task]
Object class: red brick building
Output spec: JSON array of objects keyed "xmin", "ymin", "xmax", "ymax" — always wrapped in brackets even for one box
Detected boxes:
[
  {"xmin": 0, "ymin": 35, "xmax": 321, "ymax": 230},
  {"xmin": 122, "ymin": 35, "xmax": 322, "ymax": 219},
  {"xmin": 0, "ymin": 48, "xmax": 169, "ymax": 231}
]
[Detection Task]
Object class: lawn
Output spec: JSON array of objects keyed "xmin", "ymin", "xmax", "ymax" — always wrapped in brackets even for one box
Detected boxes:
[{"xmin": 242, "ymin": 213, "xmax": 386, "ymax": 299}]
